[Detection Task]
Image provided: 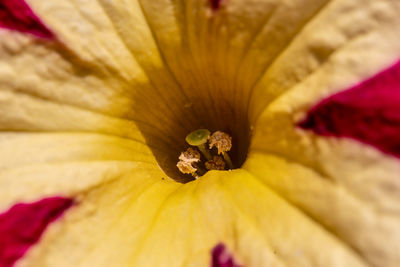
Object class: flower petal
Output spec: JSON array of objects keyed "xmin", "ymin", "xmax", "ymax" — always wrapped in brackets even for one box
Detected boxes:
[
  {"xmin": 0, "ymin": 27, "xmax": 185, "ymax": 156},
  {"xmin": 0, "ymin": 12, "xmax": 193, "ymax": 152},
  {"xmin": 244, "ymin": 152, "xmax": 400, "ymax": 267},
  {"xmin": 25, "ymin": 0, "xmax": 144, "ymax": 76},
  {"xmin": 0, "ymin": 31, "xmax": 157, "ymax": 124},
  {"xmin": 93, "ymin": 0, "xmax": 198, "ymax": 130},
  {"xmin": 18, "ymin": 171, "xmax": 366, "ymax": 267},
  {"xmin": 0, "ymin": 132, "xmax": 167, "ymax": 264},
  {"xmin": 0, "ymin": 197, "xmax": 72, "ymax": 267},
  {"xmin": 99, "ymin": 0, "xmax": 336, "ymax": 122},
  {"xmin": 0, "ymin": 0, "xmax": 53, "ymax": 38},
  {"xmin": 299, "ymin": 60, "xmax": 400, "ymax": 158},
  {"xmin": 0, "ymin": 132, "xmax": 164, "ymax": 211},
  {"xmin": 249, "ymin": 9, "xmax": 400, "ymax": 264},
  {"xmin": 17, "ymin": 173, "xmax": 180, "ymax": 267},
  {"xmin": 212, "ymin": 243, "xmax": 242, "ymax": 267},
  {"xmin": 249, "ymin": 0, "xmax": 400, "ymax": 120}
]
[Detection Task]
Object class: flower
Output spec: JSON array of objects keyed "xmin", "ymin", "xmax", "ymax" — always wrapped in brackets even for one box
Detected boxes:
[{"xmin": 0, "ymin": 0, "xmax": 400, "ymax": 267}]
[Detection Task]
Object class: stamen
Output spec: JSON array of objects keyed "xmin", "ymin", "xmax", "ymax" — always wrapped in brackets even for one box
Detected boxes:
[
  {"xmin": 209, "ymin": 131, "xmax": 232, "ymax": 154},
  {"xmin": 209, "ymin": 131, "xmax": 234, "ymax": 169},
  {"xmin": 178, "ymin": 129, "xmax": 236, "ymax": 178},
  {"xmin": 205, "ymin": 156, "xmax": 226, "ymax": 171},
  {"xmin": 179, "ymin": 148, "xmax": 201, "ymax": 163},
  {"xmin": 186, "ymin": 129, "xmax": 212, "ymax": 160},
  {"xmin": 222, "ymin": 152, "xmax": 234, "ymax": 170},
  {"xmin": 176, "ymin": 161, "xmax": 199, "ymax": 179}
]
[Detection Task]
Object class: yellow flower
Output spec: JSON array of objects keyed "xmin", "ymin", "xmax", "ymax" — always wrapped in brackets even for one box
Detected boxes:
[{"xmin": 1, "ymin": 0, "xmax": 400, "ymax": 266}]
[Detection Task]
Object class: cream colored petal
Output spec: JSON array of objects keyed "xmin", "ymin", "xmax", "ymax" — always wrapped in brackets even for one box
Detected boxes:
[
  {"xmin": 0, "ymin": 88, "xmax": 156, "ymax": 141},
  {"xmin": 249, "ymin": 0, "xmax": 400, "ymax": 214},
  {"xmin": 0, "ymin": 132, "xmax": 165, "ymax": 210},
  {"xmin": 17, "ymin": 173, "xmax": 180, "ymax": 267},
  {"xmin": 0, "ymin": 133, "xmax": 154, "ymax": 170},
  {"xmin": 96, "ymin": 0, "xmax": 198, "ymax": 131},
  {"xmin": 124, "ymin": 0, "xmax": 332, "ymax": 111},
  {"xmin": 92, "ymin": 0, "xmax": 400, "ymax": 147},
  {"xmin": 19, "ymin": 170, "xmax": 366, "ymax": 267},
  {"xmin": 0, "ymin": 15, "xmax": 189, "ymax": 151},
  {"xmin": 0, "ymin": 32, "xmax": 125, "ymax": 115},
  {"xmin": 25, "ymin": 0, "xmax": 143, "ymax": 78},
  {"xmin": 249, "ymin": 0, "xmax": 400, "ymax": 119},
  {"xmin": 0, "ymin": 30, "xmax": 180, "ymax": 131},
  {"xmin": 0, "ymin": 161, "xmax": 155, "ymax": 211},
  {"xmin": 247, "ymin": 2, "xmax": 400, "ymax": 265},
  {"xmin": 252, "ymin": 105, "xmax": 400, "ymax": 211},
  {"xmin": 244, "ymin": 153, "xmax": 400, "ymax": 267}
]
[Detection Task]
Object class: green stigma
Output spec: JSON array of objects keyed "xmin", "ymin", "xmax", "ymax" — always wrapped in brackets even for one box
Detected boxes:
[{"xmin": 185, "ymin": 129, "xmax": 210, "ymax": 146}]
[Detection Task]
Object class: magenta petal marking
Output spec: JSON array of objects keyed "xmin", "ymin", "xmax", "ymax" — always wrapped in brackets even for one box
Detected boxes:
[
  {"xmin": 0, "ymin": 0, "xmax": 54, "ymax": 38},
  {"xmin": 299, "ymin": 60, "xmax": 400, "ymax": 158},
  {"xmin": 211, "ymin": 243, "xmax": 241, "ymax": 267},
  {"xmin": 210, "ymin": 0, "xmax": 222, "ymax": 10},
  {"xmin": 0, "ymin": 197, "xmax": 73, "ymax": 267}
]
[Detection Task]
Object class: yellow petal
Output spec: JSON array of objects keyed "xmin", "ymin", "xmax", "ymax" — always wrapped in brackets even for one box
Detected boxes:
[
  {"xmin": 246, "ymin": 2, "xmax": 400, "ymax": 265},
  {"xmin": 244, "ymin": 153, "xmax": 400, "ymax": 267},
  {"xmin": 19, "ymin": 170, "xmax": 366, "ymax": 267},
  {"xmin": 0, "ymin": 31, "xmax": 140, "ymax": 118},
  {"xmin": 249, "ymin": 0, "xmax": 400, "ymax": 119},
  {"xmin": 26, "ymin": 0, "xmax": 142, "ymax": 77},
  {"xmin": 249, "ymin": 0, "xmax": 400, "ymax": 217},
  {"xmin": 0, "ymin": 18, "xmax": 182, "ymax": 135},
  {"xmin": 0, "ymin": 132, "xmax": 162, "ymax": 209}
]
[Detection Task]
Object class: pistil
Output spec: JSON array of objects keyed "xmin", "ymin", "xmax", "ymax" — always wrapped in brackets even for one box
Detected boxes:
[{"xmin": 185, "ymin": 129, "xmax": 212, "ymax": 160}]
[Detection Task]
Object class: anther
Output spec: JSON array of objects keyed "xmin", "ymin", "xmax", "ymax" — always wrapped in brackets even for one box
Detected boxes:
[
  {"xmin": 205, "ymin": 155, "xmax": 226, "ymax": 171},
  {"xmin": 185, "ymin": 129, "xmax": 212, "ymax": 160},
  {"xmin": 209, "ymin": 131, "xmax": 234, "ymax": 169},
  {"xmin": 176, "ymin": 161, "xmax": 199, "ymax": 179},
  {"xmin": 179, "ymin": 147, "xmax": 201, "ymax": 163}
]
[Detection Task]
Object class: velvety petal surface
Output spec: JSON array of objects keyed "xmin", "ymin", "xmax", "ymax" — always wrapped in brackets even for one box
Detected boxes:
[
  {"xmin": 245, "ymin": 1, "xmax": 400, "ymax": 265},
  {"xmin": 18, "ymin": 171, "xmax": 367, "ymax": 267}
]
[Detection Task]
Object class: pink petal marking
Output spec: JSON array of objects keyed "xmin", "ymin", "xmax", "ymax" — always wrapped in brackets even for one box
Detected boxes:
[
  {"xmin": 0, "ymin": 0, "xmax": 54, "ymax": 38},
  {"xmin": 299, "ymin": 60, "xmax": 400, "ymax": 158},
  {"xmin": 0, "ymin": 197, "xmax": 73, "ymax": 267},
  {"xmin": 211, "ymin": 243, "xmax": 242, "ymax": 267},
  {"xmin": 210, "ymin": 0, "xmax": 222, "ymax": 10}
]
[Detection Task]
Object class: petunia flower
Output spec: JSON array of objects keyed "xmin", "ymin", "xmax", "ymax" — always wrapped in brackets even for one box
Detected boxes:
[{"xmin": 0, "ymin": 0, "xmax": 400, "ymax": 266}]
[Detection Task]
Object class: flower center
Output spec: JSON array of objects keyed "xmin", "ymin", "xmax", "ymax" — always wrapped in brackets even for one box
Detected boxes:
[
  {"xmin": 177, "ymin": 129, "xmax": 234, "ymax": 179},
  {"xmin": 132, "ymin": 90, "xmax": 251, "ymax": 183}
]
